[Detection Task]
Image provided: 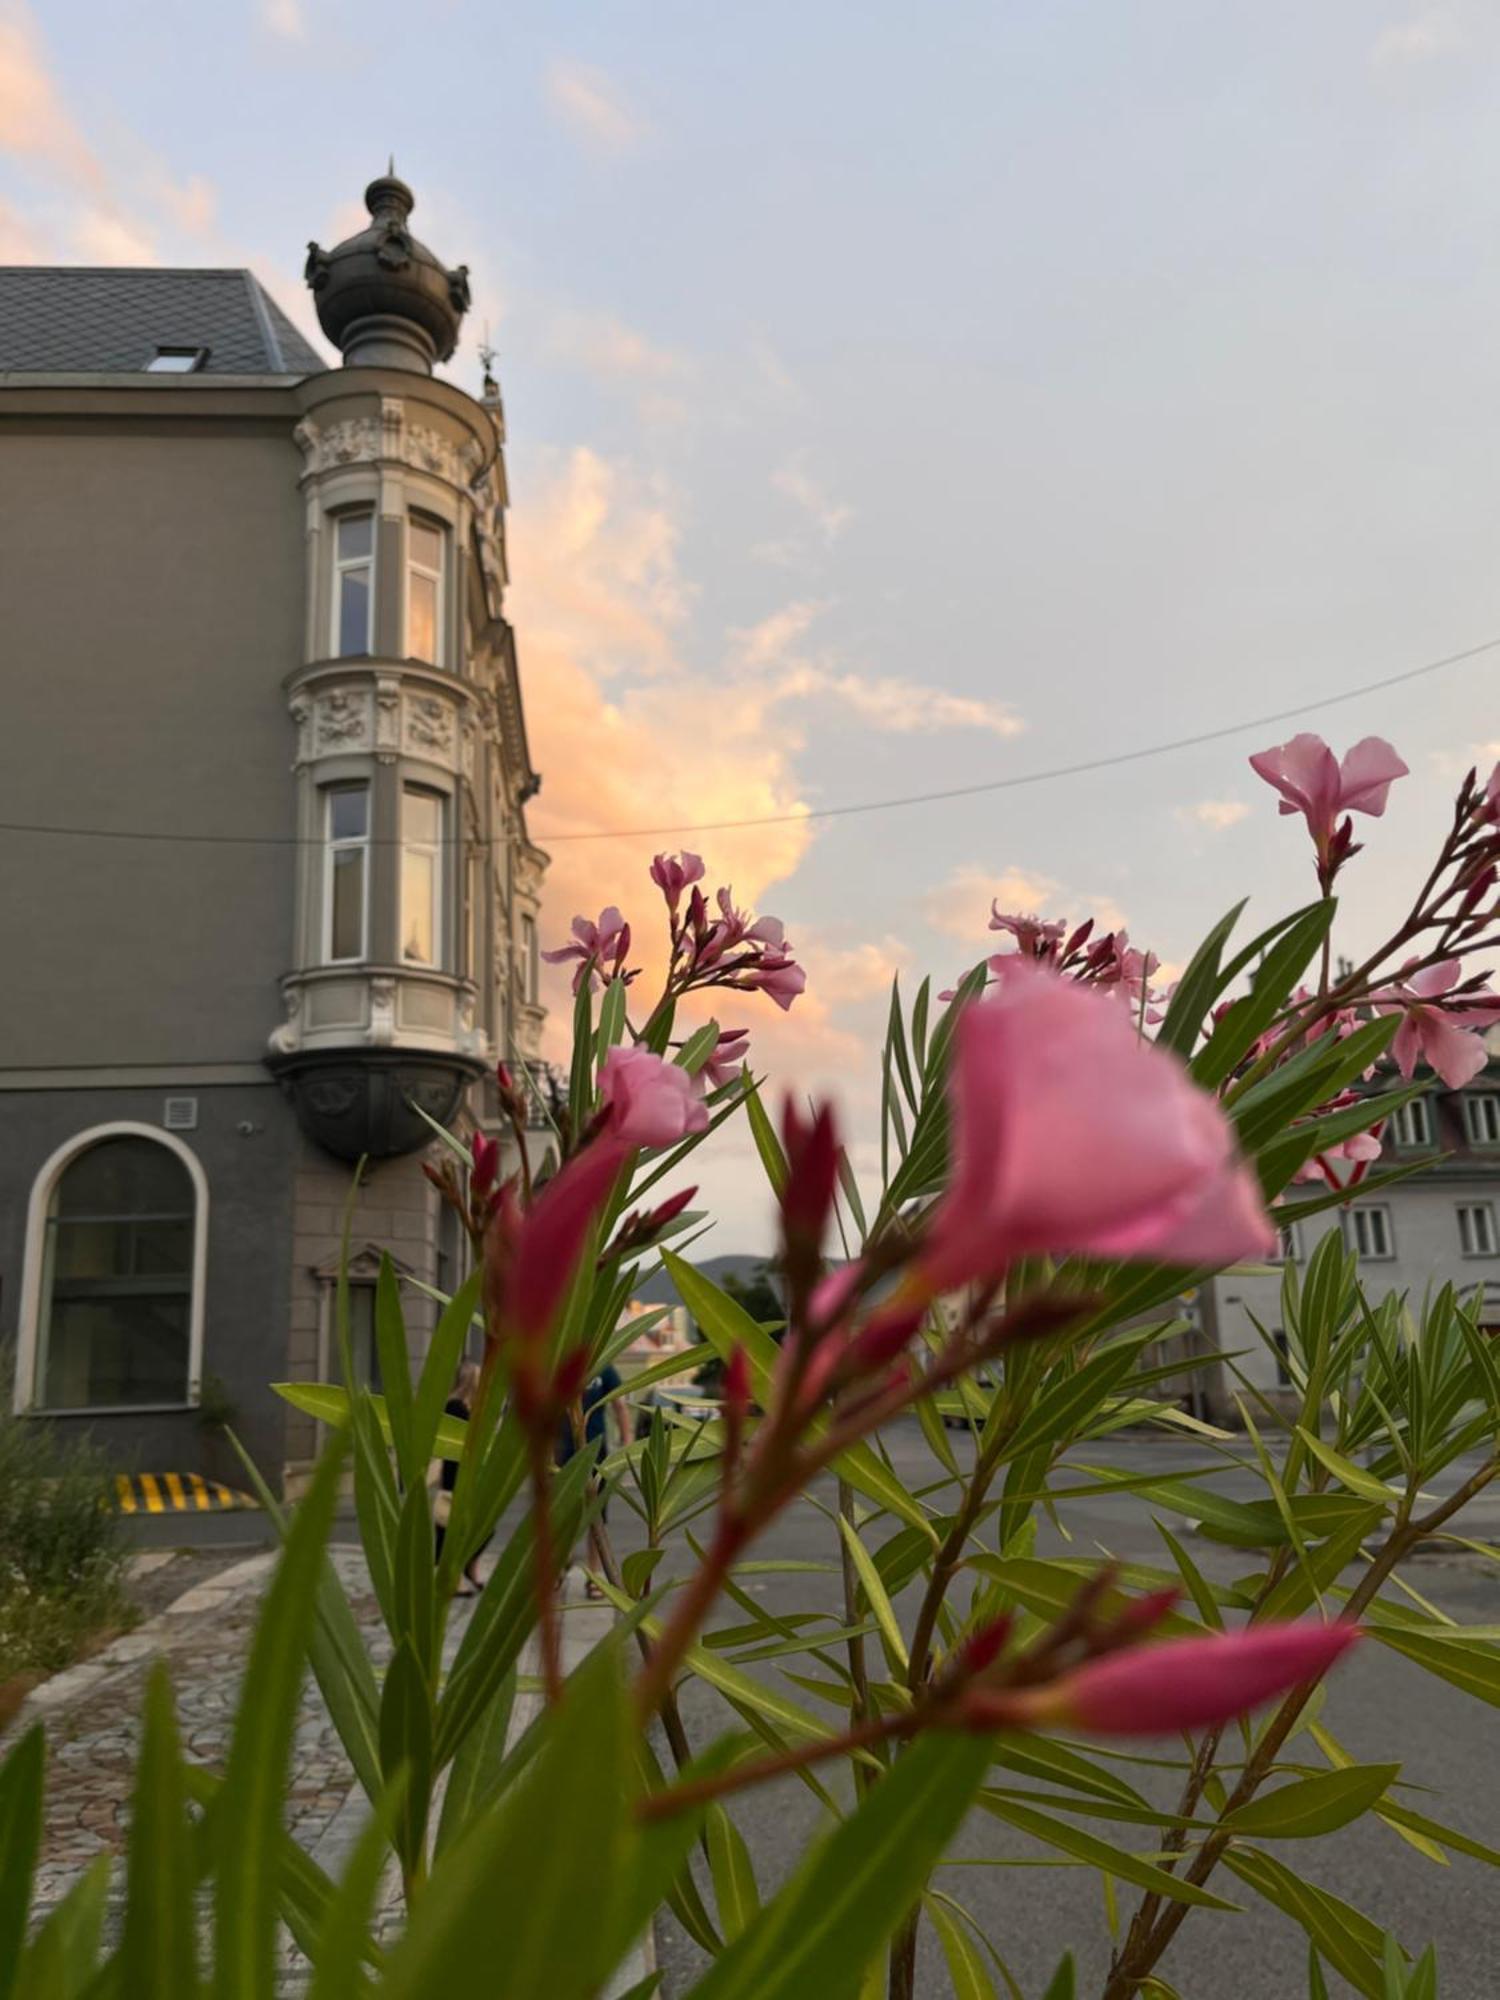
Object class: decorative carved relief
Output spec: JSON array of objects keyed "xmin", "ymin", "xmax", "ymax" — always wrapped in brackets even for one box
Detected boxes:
[
  {"xmin": 295, "ymin": 410, "xmax": 479, "ymax": 489},
  {"xmin": 288, "ymin": 691, "xmax": 314, "ymax": 767},
  {"xmin": 404, "ymin": 694, "xmax": 455, "ymax": 758},
  {"xmin": 374, "ymin": 675, "xmax": 402, "ymax": 763},
  {"xmin": 513, "ymin": 847, "xmax": 546, "ymax": 903},
  {"xmin": 268, "ymin": 986, "xmax": 303, "ymax": 1056},
  {"xmin": 314, "ymin": 688, "xmax": 369, "ymax": 750},
  {"xmin": 369, "ymin": 977, "xmax": 397, "ymax": 1048}
]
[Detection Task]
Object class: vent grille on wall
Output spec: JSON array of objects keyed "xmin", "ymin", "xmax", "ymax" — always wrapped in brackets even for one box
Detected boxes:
[{"xmin": 162, "ymin": 1096, "xmax": 199, "ymax": 1132}]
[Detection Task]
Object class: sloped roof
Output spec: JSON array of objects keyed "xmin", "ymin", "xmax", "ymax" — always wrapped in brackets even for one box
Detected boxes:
[{"xmin": 0, "ymin": 267, "xmax": 327, "ymax": 376}]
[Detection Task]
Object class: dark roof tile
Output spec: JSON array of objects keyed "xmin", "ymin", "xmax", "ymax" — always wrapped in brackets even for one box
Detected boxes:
[{"xmin": 0, "ymin": 267, "xmax": 327, "ymax": 376}]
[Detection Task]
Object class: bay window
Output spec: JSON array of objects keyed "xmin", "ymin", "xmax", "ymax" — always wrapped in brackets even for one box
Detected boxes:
[
  {"xmin": 406, "ymin": 516, "xmax": 446, "ymax": 666},
  {"xmin": 323, "ymin": 782, "xmax": 370, "ymax": 963},
  {"xmin": 334, "ymin": 511, "xmax": 374, "ymax": 657},
  {"xmin": 401, "ymin": 785, "xmax": 445, "ymax": 966}
]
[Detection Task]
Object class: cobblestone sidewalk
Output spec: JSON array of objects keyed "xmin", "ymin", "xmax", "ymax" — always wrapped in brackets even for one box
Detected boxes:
[{"xmin": 17, "ymin": 1546, "xmax": 649, "ymax": 1994}]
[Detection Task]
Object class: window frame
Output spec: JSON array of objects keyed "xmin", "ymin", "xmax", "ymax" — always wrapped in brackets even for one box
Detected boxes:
[
  {"xmin": 400, "ymin": 782, "xmax": 447, "ymax": 968},
  {"xmin": 332, "ymin": 509, "xmax": 376, "ymax": 659},
  {"xmin": 1390, "ymin": 1097, "xmax": 1433, "ymax": 1150},
  {"xmin": 1273, "ymin": 1221, "xmax": 1300, "ymax": 1263},
  {"xmin": 521, "ymin": 912, "xmax": 540, "ymax": 1005},
  {"xmin": 15, "ymin": 1123, "xmax": 208, "ymax": 1415},
  {"xmin": 321, "ymin": 780, "xmax": 371, "ymax": 965},
  {"xmin": 405, "ymin": 514, "xmax": 447, "ymax": 667},
  {"xmin": 1463, "ymin": 1093, "xmax": 1500, "ymax": 1149},
  {"xmin": 1345, "ymin": 1203, "xmax": 1395, "ymax": 1262},
  {"xmin": 145, "ymin": 346, "xmax": 208, "ymax": 373},
  {"xmin": 1458, "ymin": 1202, "xmax": 1498, "ymax": 1258}
]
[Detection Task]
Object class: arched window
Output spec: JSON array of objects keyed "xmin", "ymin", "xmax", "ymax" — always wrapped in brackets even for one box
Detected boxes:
[{"xmin": 20, "ymin": 1128, "xmax": 207, "ymax": 1412}]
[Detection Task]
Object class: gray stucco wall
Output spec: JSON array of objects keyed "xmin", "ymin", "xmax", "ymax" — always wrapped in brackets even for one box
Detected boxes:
[
  {"xmin": 0, "ymin": 413, "xmax": 304, "ymax": 1066},
  {"xmin": 0, "ymin": 1081, "xmax": 300, "ymax": 1480}
]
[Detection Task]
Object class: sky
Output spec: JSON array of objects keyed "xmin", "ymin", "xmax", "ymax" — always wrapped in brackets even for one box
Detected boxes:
[{"xmin": 4, "ymin": 0, "xmax": 1500, "ymax": 1248}]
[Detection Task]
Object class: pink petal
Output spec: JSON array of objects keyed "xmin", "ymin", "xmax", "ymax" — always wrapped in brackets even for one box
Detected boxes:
[
  {"xmin": 508, "ymin": 1141, "xmax": 630, "ymax": 1342},
  {"xmin": 1404, "ymin": 959, "xmax": 1462, "ymax": 1002},
  {"xmin": 1336, "ymin": 736, "xmax": 1409, "ymax": 818},
  {"xmin": 1045, "ymin": 1622, "xmax": 1361, "ymax": 1736},
  {"xmin": 1417, "ymin": 1009, "xmax": 1492, "ymax": 1089},
  {"xmin": 1248, "ymin": 734, "xmax": 1341, "ymax": 830},
  {"xmin": 1390, "ymin": 1013, "xmax": 1423, "ymax": 1080}
]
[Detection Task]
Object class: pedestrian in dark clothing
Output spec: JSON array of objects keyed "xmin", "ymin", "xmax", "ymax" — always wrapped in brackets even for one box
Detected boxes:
[
  {"xmin": 556, "ymin": 1362, "xmax": 629, "ymax": 1598},
  {"xmin": 433, "ymin": 1358, "xmax": 486, "ymax": 1596}
]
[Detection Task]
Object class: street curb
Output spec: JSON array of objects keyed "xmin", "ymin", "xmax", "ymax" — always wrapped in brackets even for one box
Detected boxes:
[{"xmin": 10, "ymin": 1550, "xmax": 275, "ymax": 1733}]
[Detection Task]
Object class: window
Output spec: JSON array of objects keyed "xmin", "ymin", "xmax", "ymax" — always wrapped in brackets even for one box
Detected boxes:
[
  {"xmin": 401, "ymin": 785, "xmax": 445, "ymax": 965},
  {"xmin": 1458, "ymin": 1204, "xmax": 1498, "ymax": 1257},
  {"xmin": 1274, "ymin": 1222, "xmax": 1300, "ymax": 1263},
  {"xmin": 30, "ymin": 1134, "xmax": 202, "ymax": 1410},
  {"xmin": 466, "ymin": 853, "xmax": 482, "ymax": 979},
  {"xmin": 1273, "ymin": 1330, "xmax": 1293, "ymax": 1387},
  {"xmin": 323, "ymin": 783, "xmax": 370, "ymax": 963},
  {"xmin": 345, "ymin": 1285, "xmax": 382, "ymax": 1392},
  {"xmin": 521, "ymin": 913, "xmax": 539, "ymax": 1004},
  {"xmin": 406, "ymin": 517, "xmax": 445, "ymax": 666},
  {"xmin": 1464, "ymin": 1094, "xmax": 1500, "ymax": 1148},
  {"xmin": 1390, "ymin": 1098, "xmax": 1432, "ymax": 1150},
  {"xmin": 1347, "ymin": 1205, "xmax": 1394, "ymax": 1261},
  {"xmin": 334, "ymin": 512, "xmax": 374, "ymax": 657},
  {"xmin": 145, "ymin": 346, "xmax": 207, "ymax": 373}
]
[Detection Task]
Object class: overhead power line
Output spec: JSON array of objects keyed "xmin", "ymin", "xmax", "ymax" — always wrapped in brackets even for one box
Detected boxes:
[{"xmin": 0, "ymin": 632, "xmax": 1495, "ymax": 850}]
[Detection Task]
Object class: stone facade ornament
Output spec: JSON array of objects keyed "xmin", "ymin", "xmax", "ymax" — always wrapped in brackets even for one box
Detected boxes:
[
  {"xmin": 294, "ymin": 410, "xmax": 479, "ymax": 489},
  {"xmin": 404, "ymin": 694, "xmax": 455, "ymax": 757},
  {"xmin": 374, "ymin": 675, "xmax": 402, "ymax": 762},
  {"xmin": 268, "ymin": 985, "xmax": 303, "ymax": 1057},
  {"xmin": 368, "ymin": 977, "xmax": 398, "ymax": 1048},
  {"xmin": 314, "ymin": 688, "xmax": 368, "ymax": 749}
]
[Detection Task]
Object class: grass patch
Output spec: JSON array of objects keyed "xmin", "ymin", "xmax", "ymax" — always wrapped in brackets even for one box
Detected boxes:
[{"xmin": 0, "ymin": 1412, "xmax": 133, "ymax": 1685}]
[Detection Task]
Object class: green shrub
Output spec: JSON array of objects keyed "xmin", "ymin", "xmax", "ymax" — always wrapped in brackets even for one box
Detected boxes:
[{"xmin": 0, "ymin": 1410, "xmax": 131, "ymax": 1681}]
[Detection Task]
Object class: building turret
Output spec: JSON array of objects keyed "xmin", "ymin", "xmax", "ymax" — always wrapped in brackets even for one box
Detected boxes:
[{"xmin": 305, "ymin": 169, "xmax": 470, "ymax": 374}]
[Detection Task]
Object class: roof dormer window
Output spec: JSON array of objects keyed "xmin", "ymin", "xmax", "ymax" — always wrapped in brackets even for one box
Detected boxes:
[{"xmin": 145, "ymin": 346, "xmax": 208, "ymax": 373}]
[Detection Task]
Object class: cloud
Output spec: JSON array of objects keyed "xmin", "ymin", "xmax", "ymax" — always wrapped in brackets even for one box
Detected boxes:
[
  {"xmin": 1370, "ymin": 8, "xmax": 1465, "ymax": 65},
  {"xmin": 1428, "ymin": 739, "xmax": 1500, "ymax": 782},
  {"xmin": 725, "ymin": 602, "xmax": 1025, "ymax": 740},
  {"xmin": 547, "ymin": 60, "xmax": 648, "ymax": 151},
  {"xmin": 547, "ymin": 308, "xmax": 688, "ymax": 385},
  {"xmin": 1178, "ymin": 798, "xmax": 1251, "ymax": 832},
  {"xmin": 262, "ymin": 0, "xmax": 307, "ymax": 38},
  {"xmin": 0, "ymin": 2, "xmax": 103, "ymax": 188},
  {"xmin": 773, "ymin": 455, "xmax": 852, "ymax": 544},
  {"xmin": 0, "ymin": 193, "xmax": 41, "ymax": 259},
  {"xmin": 924, "ymin": 863, "xmax": 1126, "ymax": 944}
]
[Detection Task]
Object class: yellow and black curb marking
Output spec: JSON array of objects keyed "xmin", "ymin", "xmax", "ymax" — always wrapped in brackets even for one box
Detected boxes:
[{"xmin": 113, "ymin": 1473, "xmax": 258, "ymax": 1515}]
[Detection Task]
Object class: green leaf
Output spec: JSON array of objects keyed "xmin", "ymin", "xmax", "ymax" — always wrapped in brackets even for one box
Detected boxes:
[
  {"xmin": 120, "ymin": 1666, "xmax": 198, "ymax": 1999},
  {"xmin": 675, "ymin": 1018, "xmax": 722, "ymax": 1077},
  {"xmin": 706, "ymin": 1806, "xmax": 761, "ymax": 1943},
  {"xmin": 1191, "ymin": 901, "xmax": 1335, "ymax": 1089},
  {"xmin": 410, "ymin": 1268, "xmax": 484, "ymax": 1476},
  {"xmin": 1377, "ymin": 1798, "xmax": 1500, "ymax": 1869},
  {"xmin": 976, "ymin": 1796, "xmax": 1238, "ymax": 1909},
  {"xmin": 664, "ymin": 1250, "xmax": 933, "ymax": 1539},
  {"xmin": 837, "ymin": 1516, "xmax": 910, "ymax": 1674},
  {"xmin": 596, "ymin": 976, "xmax": 629, "ymax": 1063},
  {"xmin": 569, "ymin": 975, "xmax": 597, "ymax": 1125},
  {"xmin": 379, "ymin": 1642, "xmax": 634, "ymax": 2000},
  {"xmin": 210, "ymin": 1432, "xmax": 347, "ymax": 2000},
  {"xmin": 393, "ymin": 1476, "xmax": 437, "ymax": 1679},
  {"xmin": 742, "ymin": 1079, "xmax": 788, "ymax": 1196},
  {"xmin": 374, "ymin": 1253, "xmax": 418, "ymax": 1485},
  {"xmin": 683, "ymin": 1733, "xmax": 993, "ymax": 2000},
  {"xmin": 434, "ymin": 1445, "xmax": 600, "ymax": 1767},
  {"xmin": 380, "ymin": 1639, "xmax": 434, "ymax": 1875},
  {"xmin": 0, "ymin": 1728, "xmax": 45, "ymax": 2000},
  {"xmin": 886, "ymin": 977, "xmax": 918, "ymax": 1113},
  {"xmin": 1154, "ymin": 1519, "xmax": 1225, "ymax": 1631},
  {"xmin": 1222, "ymin": 1847, "xmax": 1385, "ymax": 1998},
  {"xmin": 925, "ymin": 1895, "xmax": 998, "ymax": 1999},
  {"xmin": 1155, "ymin": 901, "xmax": 1247, "ymax": 1057},
  {"xmin": 435, "ymin": 1672, "xmax": 515, "ymax": 1860},
  {"xmin": 1223, "ymin": 1764, "xmax": 1398, "ymax": 1839},
  {"xmin": 1040, "ymin": 1953, "xmax": 1077, "ymax": 2000},
  {"xmin": 1366, "ymin": 1623, "xmax": 1500, "ymax": 1707},
  {"xmin": 308, "ymin": 1775, "xmax": 406, "ymax": 2000},
  {"xmin": 623, "ymin": 1547, "xmax": 666, "ymax": 1598},
  {"xmin": 1293, "ymin": 1428, "xmax": 1400, "ymax": 1506},
  {"xmin": 15, "ymin": 1857, "xmax": 109, "ymax": 2000}
]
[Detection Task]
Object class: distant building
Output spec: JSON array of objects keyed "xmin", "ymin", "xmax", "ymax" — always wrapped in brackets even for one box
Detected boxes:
[
  {"xmin": 0, "ymin": 173, "xmax": 549, "ymax": 1491},
  {"xmin": 1197, "ymin": 1043, "xmax": 1500, "ymax": 1417}
]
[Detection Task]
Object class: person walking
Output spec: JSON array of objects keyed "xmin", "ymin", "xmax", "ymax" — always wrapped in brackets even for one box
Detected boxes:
[
  {"xmin": 433, "ymin": 1358, "xmax": 486, "ymax": 1597},
  {"xmin": 556, "ymin": 1362, "xmax": 630, "ymax": 1599}
]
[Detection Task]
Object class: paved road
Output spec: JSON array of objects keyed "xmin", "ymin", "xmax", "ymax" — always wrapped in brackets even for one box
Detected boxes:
[{"xmin": 615, "ymin": 1422, "xmax": 1500, "ymax": 2000}]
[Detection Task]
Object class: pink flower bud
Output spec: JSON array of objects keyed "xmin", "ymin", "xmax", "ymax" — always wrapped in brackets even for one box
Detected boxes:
[
  {"xmin": 724, "ymin": 1345, "xmax": 752, "ymax": 1424},
  {"xmin": 780, "ymin": 1099, "xmax": 841, "ymax": 1255},
  {"xmin": 599, "ymin": 1046, "xmax": 710, "ymax": 1148},
  {"xmin": 1004, "ymin": 1622, "xmax": 1360, "ymax": 1737},
  {"xmin": 470, "ymin": 1132, "xmax": 501, "ymax": 1197},
  {"xmin": 962, "ymin": 1612, "xmax": 1014, "ymax": 1676},
  {"xmin": 551, "ymin": 1345, "xmax": 593, "ymax": 1411}
]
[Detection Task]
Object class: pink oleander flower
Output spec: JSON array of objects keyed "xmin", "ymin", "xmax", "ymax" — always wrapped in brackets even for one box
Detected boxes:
[
  {"xmin": 598, "ymin": 1046, "xmax": 710, "ymax": 1148},
  {"xmin": 469, "ymin": 1132, "xmax": 501, "ymax": 1198},
  {"xmin": 920, "ymin": 966, "xmax": 1275, "ymax": 1293},
  {"xmin": 1480, "ymin": 762, "xmax": 1500, "ymax": 825},
  {"xmin": 485, "ymin": 1138, "xmax": 629, "ymax": 1352},
  {"xmin": 736, "ymin": 948, "xmax": 806, "ymax": 1011},
  {"xmin": 1373, "ymin": 959, "xmax": 1500, "ymax": 1089},
  {"xmin": 987, "ymin": 1622, "xmax": 1361, "ymax": 1737},
  {"xmin": 1085, "ymin": 930, "xmax": 1165, "ymax": 1022},
  {"xmin": 989, "ymin": 907, "xmax": 1067, "ymax": 957},
  {"xmin": 541, "ymin": 907, "xmax": 635, "ymax": 993},
  {"xmin": 702, "ymin": 1027, "xmax": 751, "ymax": 1092},
  {"xmin": 1249, "ymin": 733, "xmax": 1409, "ymax": 855},
  {"xmin": 781, "ymin": 1099, "xmax": 841, "ymax": 1258},
  {"xmin": 650, "ymin": 850, "xmax": 706, "ymax": 914}
]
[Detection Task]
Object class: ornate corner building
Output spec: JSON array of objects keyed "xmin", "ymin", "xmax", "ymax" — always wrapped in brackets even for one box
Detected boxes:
[{"xmin": 0, "ymin": 174, "xmax": 549, "ymax": 1491}]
